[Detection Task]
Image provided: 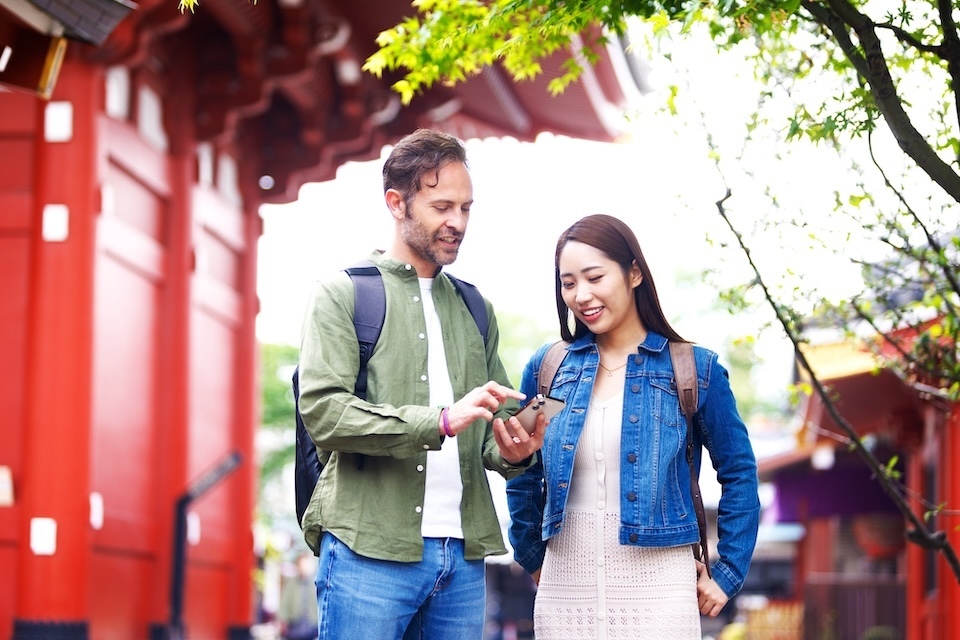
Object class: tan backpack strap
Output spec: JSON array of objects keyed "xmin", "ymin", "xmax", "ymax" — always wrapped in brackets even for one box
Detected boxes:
[
  {"xmin": 538, "ymin": 341, "xmax": 569, "ymax": 397},
  {"xmin": 668, "ymin": 341, "xmax": 711, "ymax": 578},
  {"xmin": 670, "ymin": 341, "xmax": 698, "ymax": 419}
]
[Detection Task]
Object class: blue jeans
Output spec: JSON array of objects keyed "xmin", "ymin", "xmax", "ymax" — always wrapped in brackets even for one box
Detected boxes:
[{"xmin": 315, "ymin": 532, "xmax": 485, "ymax": 640}]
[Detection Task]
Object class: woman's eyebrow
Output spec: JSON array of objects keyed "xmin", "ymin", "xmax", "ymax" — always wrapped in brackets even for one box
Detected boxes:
[{"xmin": 559, "ymin": 265, "xmax": 603, "ymax": 278}]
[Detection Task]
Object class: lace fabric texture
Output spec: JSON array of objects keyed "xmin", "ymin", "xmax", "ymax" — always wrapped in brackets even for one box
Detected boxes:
[
  {"xmin": 535, "ymin": 512, "xmax": 702, "ymax": 639},
  {"xmin": 533, "ymin": 396, "xmax": 701, "ymax": 640}
]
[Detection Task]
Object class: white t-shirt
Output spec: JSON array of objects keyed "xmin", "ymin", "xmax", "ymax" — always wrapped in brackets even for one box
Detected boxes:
[{"xmin": 418, "ymin": 277, "xmax": 464, "ymax": 538}]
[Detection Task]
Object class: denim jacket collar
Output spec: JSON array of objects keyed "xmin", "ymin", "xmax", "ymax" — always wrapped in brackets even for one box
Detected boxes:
[{"xmin": 567, "ymin": 329, "xmax": 669, "ymax": 354}]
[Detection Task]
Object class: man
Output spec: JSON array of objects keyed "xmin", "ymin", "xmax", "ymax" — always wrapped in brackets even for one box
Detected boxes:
[
  {"xmin": 297, "ymin": 128, "xmax": 545, "ymax": 639},
  {"xmin": 277, "ymin": 552, "xmax": 319, "ymax": 640}
]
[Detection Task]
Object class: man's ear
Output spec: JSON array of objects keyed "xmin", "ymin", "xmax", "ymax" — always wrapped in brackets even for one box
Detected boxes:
[{"xmin": 385, "ymin": 189, "xmax": 405, "ymax": 220}]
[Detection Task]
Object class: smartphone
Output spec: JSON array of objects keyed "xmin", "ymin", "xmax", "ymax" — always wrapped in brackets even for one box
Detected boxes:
[{"xmin": 513, "ymin": 393, "xmax": 565, "ymax": 434}]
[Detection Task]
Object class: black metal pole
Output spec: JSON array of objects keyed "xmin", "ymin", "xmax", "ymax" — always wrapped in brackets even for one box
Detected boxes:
[{"xmin": 168, "ymin": 451, "xmax": 242, "ymax": 639}]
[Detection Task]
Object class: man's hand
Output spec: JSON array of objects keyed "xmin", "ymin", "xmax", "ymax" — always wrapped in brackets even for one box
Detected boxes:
[{"xmin": 441, "ymin": 381, "xmax": 524, "ymax": 437}]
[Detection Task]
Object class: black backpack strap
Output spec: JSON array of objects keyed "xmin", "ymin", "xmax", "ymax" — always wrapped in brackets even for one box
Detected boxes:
[
  {"xmin": 293, "ymin": 260, "xmax": 383, "ymax": 528},
  {"xmin": 292, "ymin": 365, "xmax": 320, "ymax": 528},
  {"xmin": 446, "ymin": 273, "xmax": 488, "ymax": 345},
  {"xmin": 537, "ymin": 341, "xmax": 569, "ymax": 397},
  {"xmin": 345, "ymin": 261, "xmax": 385, "ymax": 400},
  {"xmin": 669, "ymin": 340, "xmax": 711, "ymax": 578}
]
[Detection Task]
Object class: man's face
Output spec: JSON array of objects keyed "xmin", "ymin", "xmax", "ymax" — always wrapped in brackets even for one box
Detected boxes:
[{"xmin": 396, "ymin": 161, "xmax": 473, "ymax": 269}]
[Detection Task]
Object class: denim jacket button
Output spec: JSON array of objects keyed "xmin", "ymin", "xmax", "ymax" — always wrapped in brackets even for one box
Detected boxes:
[
  {"xmin": 628, "ymin": 414, "xmax": 639, "ymax": 423},
  {"xmin": 631, "ymin": 383, "xmax": 640, "ymax": 393},
  {"xmin": 629, "ymin": 533, "xmax": 638, "ymax": 543},
  {"xmin": 633, "ymin": 355, "xmax": 643, "ymax": 365},
  {"xmin": 626, "ymin": 492, "xmax": 637, "ymax": 502},
  {"xmin": 626, "ymin": 453, "xmax": 637, "ymax": 463}
]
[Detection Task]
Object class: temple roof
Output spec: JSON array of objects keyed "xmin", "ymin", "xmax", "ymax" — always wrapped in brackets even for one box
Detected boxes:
[{"xmin": 1, "ymin": 0, "xmax": 645, "ymax": 204}]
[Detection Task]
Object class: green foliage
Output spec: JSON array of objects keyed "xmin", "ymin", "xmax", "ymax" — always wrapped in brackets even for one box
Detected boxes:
[
  {"xmin": 489, "ymin": 310, "xmax": 555, "ymax": 390},
  {"xmin": 261, "ymin": 342, "xmax": 299, "ymax": 428},
  {"xmin": 365, "ymin": 0, "xmax": 808, "ymax": 103},
  {"xmin": 363, "ymin": 0, "xmax": 608, "ymax": 103},
  {"xmin": 259, "ymin": 342, "xmax": 299, "ymax": 487}
]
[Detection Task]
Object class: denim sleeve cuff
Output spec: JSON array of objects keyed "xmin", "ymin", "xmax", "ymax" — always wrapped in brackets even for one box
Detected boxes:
[
  {"xmin": 515, "ymin": 545, "xmax": 546, "ymax": 575},
  {"xmin": 711, "ymin": 560, "xmax": 743, "ymax": 599}
]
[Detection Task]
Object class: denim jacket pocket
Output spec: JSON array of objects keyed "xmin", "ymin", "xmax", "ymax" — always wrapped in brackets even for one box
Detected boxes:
[
  {"xmin": 649, "ymin": 375, "xmax": 684, "ymax": 429},
  {"xmin": 549, "ymin": 366, "xmax": 581, "ymax": 399}
]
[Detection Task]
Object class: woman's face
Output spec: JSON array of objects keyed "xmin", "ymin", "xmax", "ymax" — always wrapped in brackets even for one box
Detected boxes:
[{"xmin": 558, "ymin": 240, "xmax": 642, "ymax": 337}]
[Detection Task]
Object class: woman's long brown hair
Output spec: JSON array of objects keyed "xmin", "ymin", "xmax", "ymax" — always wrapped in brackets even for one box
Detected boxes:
[{"xmin": 554, "ymin": 214, "xmax": 686, "ymax": 343}]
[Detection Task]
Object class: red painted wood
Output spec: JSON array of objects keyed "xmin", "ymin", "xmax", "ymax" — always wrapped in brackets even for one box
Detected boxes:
[
  {"xmin": 0, "ymin": 87, "xmax": 38, "ymax": 640},
  {"xmin": 940, "ymin": 407, "xmax": 960, "ymax": 638},
  {"xmin": 17, "ymin": 56, "xmax": 100, "ymax": 621}
]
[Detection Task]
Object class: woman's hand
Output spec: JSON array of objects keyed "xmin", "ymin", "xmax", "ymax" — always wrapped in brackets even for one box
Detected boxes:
[
  {"xmin": 492, "ymin": 409, "xmax": 547, "ymax": 465},
  {"xmin": 695, "ymin": 560, "xmax": 729, "ymax": 617}
]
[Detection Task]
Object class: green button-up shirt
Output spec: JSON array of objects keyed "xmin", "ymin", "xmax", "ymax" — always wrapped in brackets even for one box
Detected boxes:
[{"xmin": 298, "ymin": 251, "xmax": 526, "ymax": 560}]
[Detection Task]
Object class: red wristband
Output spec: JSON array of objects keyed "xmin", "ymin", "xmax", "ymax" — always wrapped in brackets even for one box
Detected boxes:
[{"xmin": 441, "ymin": 407, "xmax": 454, "ymax": 438}]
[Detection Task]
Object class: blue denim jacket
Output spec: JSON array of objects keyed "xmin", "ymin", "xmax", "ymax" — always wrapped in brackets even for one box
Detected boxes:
[{"xmin": 506, "ymin": 331, "xmax": 760, "ymax": 598}]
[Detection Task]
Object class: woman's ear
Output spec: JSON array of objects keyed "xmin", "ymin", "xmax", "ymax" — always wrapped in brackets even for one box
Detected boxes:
[{"xmin": 630, "ymin": 261, "xmax": 643, "ymax": 289}]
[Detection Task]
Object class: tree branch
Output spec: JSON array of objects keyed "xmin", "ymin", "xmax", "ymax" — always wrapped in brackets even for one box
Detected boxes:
[
  {"xmin": 938, "ymin": 0, "xmax": 960, "ymax": 134},
  {"xmin": 714, "ymin": 195, "xmax": 960, "ymax": 582},
  {"xmin": 866, "ymin": 131, "xmax": 960, "ymax": 306},
  {"xmin": 801, "ymin": 0, "xmax": 960, "ymax": 203},
  {"xmin": 874, "ymin": 22, "xmax": 942, "ymax": 55}
]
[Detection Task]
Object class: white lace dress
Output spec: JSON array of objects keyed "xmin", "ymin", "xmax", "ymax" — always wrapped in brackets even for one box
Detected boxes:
[{"xmin": 533, "ymin": 392, "xmax": 702, "ymax": 640}]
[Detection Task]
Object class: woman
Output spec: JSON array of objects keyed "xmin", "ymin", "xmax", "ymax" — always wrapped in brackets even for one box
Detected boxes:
[{"xmin": 507, "ymin": 214, "xmax": 760, "ymax": 639}]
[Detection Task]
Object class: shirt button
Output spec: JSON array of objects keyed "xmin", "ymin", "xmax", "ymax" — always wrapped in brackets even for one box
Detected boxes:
[
  {"xmin": 597, "ymin": 501, "xmax": 605, "ymax": 509},
  {"xmin": 415, "ymin": 506, "xmax": 422, "ymax": 513},
  {"xmin": 420, "ymin": 374, "xmax": 427, "ymax": 381},
  {"xmin": 627, "ymin": 453, "xmax": 637, "ymax": 463},
  {"xmin": 627, "ymin": 492, "xmax": 637, "ymax": 502},
  {"xmin": 597, "ymin": 557, "xmax": 604, "ymax": 566},
  {"xmin": 405, "ymin": 264, "xmax": 412, "ymax": 270},
  {"xmin": 595, "ymin": 453, "xmax": 603, "ymax": 461},
  {"xmin": 419, "ymin": 333, "xmax": 425, "ymax": 339},
  {"xmin": 598, "ymin": 612, "xmax": 606, "ymax": 620},
  {"xmin": 413, "ymin": 295, "xmax": 420, "ymax": 302},
  {"xmin": 422, "ymin": 444, "xmax": 430, "ymax": 450},
  {"xmin": 417, "ymin": 464, "xmax": 424, "ymax": 472}
]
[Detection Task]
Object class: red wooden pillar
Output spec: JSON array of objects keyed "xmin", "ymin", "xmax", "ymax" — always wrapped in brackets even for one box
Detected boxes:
[
  {"xmin": 940, "ymin": 406, "xmax": 960, "ymax": 637},
  {"xmin": 904, "ymin": 439, "xmax": 930, "ymax": 640},
  {"xmin": 15, "ymin": 56, "xmax": 100, "ymax": 634},
  {"xmin": 226, "ymin": 199, "xmax": 261, "ymax": 634},
  {"xmin": 148, "ymin": 124, "xmax": 194, "ymax": 634}
]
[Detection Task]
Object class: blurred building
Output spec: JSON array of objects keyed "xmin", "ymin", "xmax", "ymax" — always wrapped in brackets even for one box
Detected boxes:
[{"xmin": 758, "ymin": 335, "xmax": 960, "ymax": 640}]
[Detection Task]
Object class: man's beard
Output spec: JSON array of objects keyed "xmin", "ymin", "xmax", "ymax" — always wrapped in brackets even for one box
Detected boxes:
[{"xmin": 400, "ymin": 211, "xmax": 461, "ymax": 267}]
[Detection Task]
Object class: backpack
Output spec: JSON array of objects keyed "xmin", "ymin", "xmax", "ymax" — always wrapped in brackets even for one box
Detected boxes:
[
  {"xmin": 292, "ymin": 261, "xmax": 489, "ymax": 527},
  {"xmin": 534, "ymin": 340, "xmax": 711, "ymax": 577}
]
